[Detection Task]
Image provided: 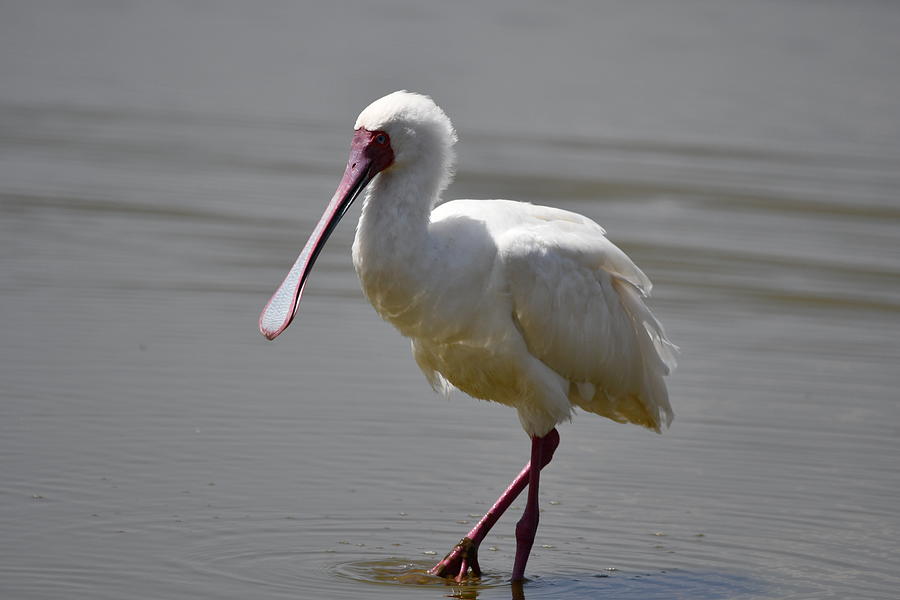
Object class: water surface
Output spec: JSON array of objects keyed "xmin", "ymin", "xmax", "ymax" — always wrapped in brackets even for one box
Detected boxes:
[{"xmin": 2, "ymin": 2, "xmax": 899, "ymax": 599}]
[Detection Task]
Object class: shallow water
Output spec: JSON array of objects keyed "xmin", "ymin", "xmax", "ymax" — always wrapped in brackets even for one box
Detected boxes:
[{"xmin": 2, "ymin": 1, "xmax": 899, "ymax": 599}]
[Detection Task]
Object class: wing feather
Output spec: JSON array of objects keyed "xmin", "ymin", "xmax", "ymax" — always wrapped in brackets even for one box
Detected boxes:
[{"xmin": 496, "ymin": 208, "xmax": 676, "ymax": 430}]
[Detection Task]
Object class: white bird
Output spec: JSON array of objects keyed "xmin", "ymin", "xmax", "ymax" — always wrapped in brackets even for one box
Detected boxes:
[{"xmin": 259, "ymin": 91, "xmax": 677, "ymax": 583}]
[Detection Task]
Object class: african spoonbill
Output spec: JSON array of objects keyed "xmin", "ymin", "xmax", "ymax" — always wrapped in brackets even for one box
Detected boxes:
[{"xmin": 259, "ymin": 91, "xmax": 677, "ymax": 582}]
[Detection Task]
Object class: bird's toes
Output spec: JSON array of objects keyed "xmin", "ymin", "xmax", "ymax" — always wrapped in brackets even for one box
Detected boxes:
[{"xmin": 430, "ymin": 537, "xmax": 481, "ymax": 581}]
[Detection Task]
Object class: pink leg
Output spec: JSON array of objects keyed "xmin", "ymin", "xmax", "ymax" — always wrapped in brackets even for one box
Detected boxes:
[
  {"xmin": 511, "ymin": 432, "xmax": 553, "ymax": 581},
  {"xmin": 430, "ymin": 428, "xmax": 560, "ymax": 582}
]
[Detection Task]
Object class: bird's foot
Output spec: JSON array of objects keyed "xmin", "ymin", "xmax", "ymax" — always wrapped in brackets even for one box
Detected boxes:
[{"xmin": 429, "ymin": 536, "xmax": 481, "ymax": 582}]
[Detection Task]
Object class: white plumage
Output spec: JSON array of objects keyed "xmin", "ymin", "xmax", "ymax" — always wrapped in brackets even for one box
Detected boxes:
[{"xmin": 349, "ymin": 91, "xmax": 676, "ymax": 436}]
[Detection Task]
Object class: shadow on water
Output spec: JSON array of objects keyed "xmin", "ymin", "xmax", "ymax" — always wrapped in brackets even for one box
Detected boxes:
[{"xmin": 332, "ymin": 558, "xmax": 763, "ymax": 600}]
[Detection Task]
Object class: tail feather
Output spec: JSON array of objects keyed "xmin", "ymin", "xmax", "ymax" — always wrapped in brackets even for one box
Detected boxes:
[{"xmin": 614, "ymin": 278, "xmax": 677, "ymax": 429}]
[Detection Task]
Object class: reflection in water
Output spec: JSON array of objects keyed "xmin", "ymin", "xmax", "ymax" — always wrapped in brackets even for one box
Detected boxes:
[
  {"xmin": 332, "ymin": 558, "xmax": 764, "ymax": 600},
  {"xmin": 332, "ymin": 558, "xmax": 496, "ymax": 598},
  {"xmin": 332, "ymin": 558, "xmax": 504, "ymax": 587}
]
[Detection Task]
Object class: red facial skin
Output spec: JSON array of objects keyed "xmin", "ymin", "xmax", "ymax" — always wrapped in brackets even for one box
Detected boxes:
[{"xmin": 349, "ymin": 128, "xmax": 394, "ymax": 177}]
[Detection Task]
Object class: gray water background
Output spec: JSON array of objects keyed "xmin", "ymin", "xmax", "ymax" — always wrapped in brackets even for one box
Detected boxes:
[{"xmin": 1, "ymin": 1, "xmax": 899, "ymax": 598}]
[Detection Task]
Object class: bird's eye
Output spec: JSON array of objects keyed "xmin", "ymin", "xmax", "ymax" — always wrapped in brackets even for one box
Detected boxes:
[{"xmin": 375, "ymin": 133, "xmax": 387, "ymax": 145}]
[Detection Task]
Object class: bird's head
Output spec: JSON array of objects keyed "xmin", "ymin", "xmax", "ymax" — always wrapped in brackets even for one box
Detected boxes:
[
  {"xmin": 258, "ymin": 91, "xmax": 455, "ymax": 340},
  {"xmin": 354, "ymin": 90, "xmax": 457, "ymax": 195}
]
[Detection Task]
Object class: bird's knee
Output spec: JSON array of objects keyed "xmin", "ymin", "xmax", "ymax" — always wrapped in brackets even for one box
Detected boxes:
[
  {"xmin": 543, "ymin": 428, "xmax": 560, "ymax": 454},
  {"xmin": 515, "ymin": 512, "xmax": 539, "ymax": 545},
  {"xmin": 534, "ymin": 428, "xmax": 560, "ymax": 468}
]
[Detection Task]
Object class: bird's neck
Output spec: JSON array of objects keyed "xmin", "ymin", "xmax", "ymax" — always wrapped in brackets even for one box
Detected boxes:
[{"xmin": 352, "ymin": 167, "xmax": 439, "ymax": 325}]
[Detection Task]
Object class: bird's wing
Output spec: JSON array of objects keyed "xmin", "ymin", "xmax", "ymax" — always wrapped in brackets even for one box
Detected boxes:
[{"xmin": 494, "ymin": 204, "xmax": 676, "ymax": 429}]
